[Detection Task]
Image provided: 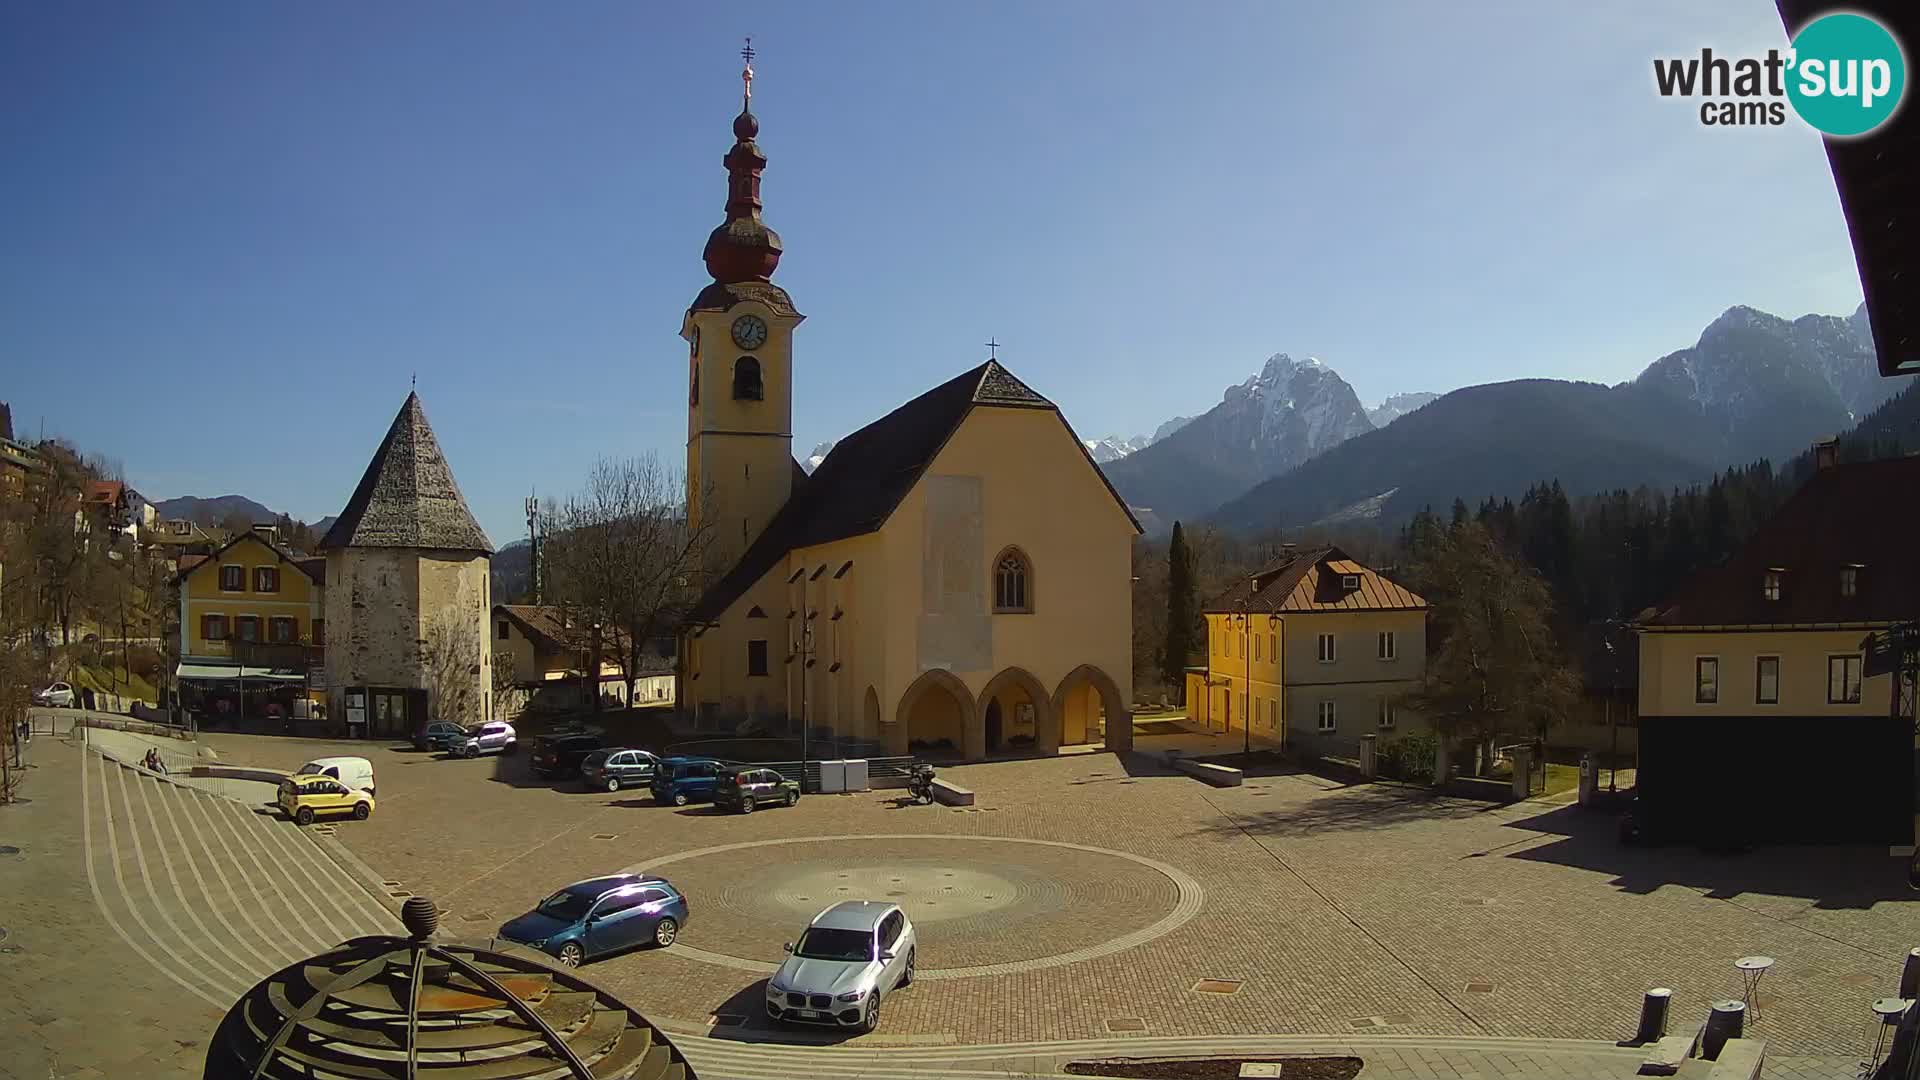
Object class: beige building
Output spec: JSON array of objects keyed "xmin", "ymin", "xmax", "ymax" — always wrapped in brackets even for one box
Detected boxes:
[
  {"xmin": 1188, "ymin": 547, "xmax": 1429, "ymax": 757},
  {"xmin": 1636, "ymin": 449, "xmax": 1917, "ymax": 845},
  {"xmin": 493, "ymin": 604, "xmax": 674, "ymax": 716},
  {"xmin": 320, "ymin": 392, "xmax": 493, "ymax": 740},
  {"xmin": 677, "ymin": 73, "xmax": 1139, "ymax": 760}
]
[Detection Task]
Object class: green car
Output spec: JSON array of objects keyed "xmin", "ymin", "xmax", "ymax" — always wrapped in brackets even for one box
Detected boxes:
[{"xmin": 711, "ymin": 766, "xmax": 801, "ymax": 813}]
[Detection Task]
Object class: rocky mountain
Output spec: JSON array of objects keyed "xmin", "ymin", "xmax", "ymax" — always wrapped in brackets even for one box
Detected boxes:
[
  {"xmin": 152, "ymin": 494, "xmax": 279, "ymax": 525},
  {"xmin": 1367, "ymin": 392, "xmax": 1441, "ymax": 428},
  {"xmin": 1211, "ymin": 303, "xmax": 1913, "ymax": 535},
  {"xmin": 1083, "ymin": 435, "xmax": 1151, "ymax": 463},
  {"xmin": 802, "ymin": 441, "xmax": 836, "ymax": 474},
  {"xmin": 1101, "ymin": 353, "xmax": 1376, "ymax": 527}
]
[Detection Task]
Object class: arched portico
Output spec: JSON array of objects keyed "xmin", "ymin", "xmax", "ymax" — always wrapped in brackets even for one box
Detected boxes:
[
  {"xmin": 862, "ymin": 685, "xmax": 881, "ymax": 742},
  {"xmin": 893, "ymin": 668, "xmax": 979, "ymax": 759},
  {"xmin": 976, "ymin": 667, "xmax": 1055, "ymax": 756},
  {"xmin": 1051, "ymin": 665, "xmax": 1130, "ymax": 754}
]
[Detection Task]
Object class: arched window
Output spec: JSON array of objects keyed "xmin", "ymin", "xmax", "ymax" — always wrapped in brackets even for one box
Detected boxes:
[
  {"xmin": 993, "ymin": 548, "xmax": 1032, "ymax": 613},
  {"xmin": 732, "ymin": 356, "xmax": 763, "ymax": 400}
]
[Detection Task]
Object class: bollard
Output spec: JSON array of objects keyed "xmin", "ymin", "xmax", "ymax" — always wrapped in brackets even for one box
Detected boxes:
[
  {"xmin": 1626, "ymin": 987, "xmax": 1672, "ymax": 1045},
  {"xmin": 1702, "ymin": 1000, "xmax": 1745, "ymax": 1060},
  {"xmin": 1901, "ymin": 947, "xmax": 1920, "ymax": 999}
]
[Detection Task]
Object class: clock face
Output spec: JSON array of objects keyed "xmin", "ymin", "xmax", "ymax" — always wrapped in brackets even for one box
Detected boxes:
[{"xmin": 731, "ymin": 314, "xmax": 769, "ymax": 351}]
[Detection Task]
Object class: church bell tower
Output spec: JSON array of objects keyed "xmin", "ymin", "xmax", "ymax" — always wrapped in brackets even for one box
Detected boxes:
[{"xmin": 683, "ymin": 40, "xmax": 803, "ymax": 574}]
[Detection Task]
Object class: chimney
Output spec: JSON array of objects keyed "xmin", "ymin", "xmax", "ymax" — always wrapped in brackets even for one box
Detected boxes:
[{"xmin": 1813, "ymin": 437, "xmax": 1839, "ymax": 471}]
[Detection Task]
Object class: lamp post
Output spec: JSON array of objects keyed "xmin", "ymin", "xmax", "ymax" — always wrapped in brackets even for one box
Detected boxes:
[{"xmin": 1603, "ymin": 623, "xmax": 1622, "ymax": 793}]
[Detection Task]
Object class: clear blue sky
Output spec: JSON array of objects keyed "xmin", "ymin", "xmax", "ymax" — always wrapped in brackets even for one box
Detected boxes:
[{"xmin": 1, "ymin": 2, "xmax": 1866, "ymax": 544}]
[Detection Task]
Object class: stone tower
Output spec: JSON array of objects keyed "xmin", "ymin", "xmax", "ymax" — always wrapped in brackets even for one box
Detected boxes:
[
  {"xmin": 319, "ymin": 392, "xmax": 494, "ymax": 736},
  {"xmin": 682, "ymin": 44, "xmax": 804, "ymax": 576}
]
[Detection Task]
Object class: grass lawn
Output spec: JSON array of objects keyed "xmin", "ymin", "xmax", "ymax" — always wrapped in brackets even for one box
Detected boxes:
[
  {"xmin": 1542, "ymin": 763, "xmax": 1580, "ymax": 795},
  {"xmin": 71, "ymin": 664, "xmax": 160, "ymax": 705}
]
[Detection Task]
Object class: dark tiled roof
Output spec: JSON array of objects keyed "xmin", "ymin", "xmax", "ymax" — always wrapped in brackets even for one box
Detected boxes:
[
  {"xmin": 1643, "ymin": 455, "xmax": 1920, "ymax": 627},
  {"xmin": 297, "ymin": 556, "xmax": 325, "ymax": 586},
  {"xmin": 688, "ymin": 281, "xmax": 800, "ymax": 318},
  {"xmin": 689, "ymin": 360, "xmax": 1137, "ymax": 623},
  {"xmin": 318, "ymin": 393, "xmax": 492, "ymax": 554},
  {"xmin": 1203, "ymin": 546, "xmax": 1428, "ymax": 614},
  {"xmin": 496, "ymin": 604, "xmax": 675, "ymax": 676},
  {"xmin": 1778, "ymin": 0, "xmax": 1917, "ymax": 376}
]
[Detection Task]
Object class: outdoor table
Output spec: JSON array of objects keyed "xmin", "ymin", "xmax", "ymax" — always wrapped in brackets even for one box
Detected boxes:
[{"xmin": 1735, "ymin": 955, "xmax": 1775, "ymax": 1021}]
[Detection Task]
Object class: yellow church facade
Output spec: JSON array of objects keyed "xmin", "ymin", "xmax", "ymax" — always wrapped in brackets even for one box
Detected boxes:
[{"xmin": 677, "ymin": 58, "xmax": 1139, "ymax": 760}]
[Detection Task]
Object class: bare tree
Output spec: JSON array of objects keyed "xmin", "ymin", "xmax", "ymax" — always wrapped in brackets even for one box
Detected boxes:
[{"xmin": 542, "ymin": 455, "xmax": 713, "ymax": 707}]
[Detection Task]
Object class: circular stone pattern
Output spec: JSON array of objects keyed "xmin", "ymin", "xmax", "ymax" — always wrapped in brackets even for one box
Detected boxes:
[{"xmin": 624, "ymin": 834, "xmax": 1204, "ymax": 980}]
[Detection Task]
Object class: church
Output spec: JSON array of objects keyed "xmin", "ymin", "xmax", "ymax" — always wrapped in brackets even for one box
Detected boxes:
[{"xmin": 678, "ymin": 53, "xmax": 1140, "ymax": 760}]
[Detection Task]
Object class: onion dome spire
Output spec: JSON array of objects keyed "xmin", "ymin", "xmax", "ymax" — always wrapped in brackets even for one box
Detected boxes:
[{"xmin": 704, "ymin": 37, "xmax": 783, "ymax": 284}]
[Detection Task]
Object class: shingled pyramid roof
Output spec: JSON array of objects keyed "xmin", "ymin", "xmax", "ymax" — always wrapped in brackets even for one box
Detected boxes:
[{"xmin": 318, "ymin": 392, "xmax": 493, "ymax": 554}]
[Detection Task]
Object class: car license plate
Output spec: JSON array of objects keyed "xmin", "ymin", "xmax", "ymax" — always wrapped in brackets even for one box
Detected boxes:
[{"xmin": 796, "ymin": 1009, "xmax": 823, "ymax": 1019}]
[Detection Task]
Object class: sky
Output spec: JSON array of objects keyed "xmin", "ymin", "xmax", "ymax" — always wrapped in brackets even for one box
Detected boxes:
[{"xmin": 0, "ymin": 2, "xmax": 1869, "ymax": 545}]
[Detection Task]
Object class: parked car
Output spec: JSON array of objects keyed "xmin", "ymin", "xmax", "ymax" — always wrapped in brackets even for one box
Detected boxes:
[
  {"xmin": 531, "ymin": 733, "xmax": 603, "ymax": 779},
  {"xmin": 454, "ymin": 720, "xmax": 517, "ymax": 758},
  {"xmin": 297, "ymin": 756, "xmax": 376, "ymax": 796},
  {"xmin": 712, "ymin": 766, "xmax": 801, "ymax": 813},
  {"xmin": 766, "ymin": 900, "xmax": 915, "ymax": 1032},
  {"xmin": 497, "ymin": 873, "xmax": 688, "ymax": 967},
  {"xmin": 650, "ymin": 756, "xmax": 728, "ymax": 806},
  {"xmin": 413, "ymin": 720, "xmax": 468, "ymax": 752},
  {"xmin": 580, "ymin": 748, "xmax": 662, "ymax": 792},
  {"xmin": 32, "ymin": 682, "xmax": 75, "ymax": 708},
  {"xmin": 278, "ymin": 773, "xmax": 376, "ymax": 826}
]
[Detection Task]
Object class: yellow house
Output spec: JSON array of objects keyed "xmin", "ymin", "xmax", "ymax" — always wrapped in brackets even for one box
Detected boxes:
[
  {"xmin": 174, "ymin": 531, "xmax": 326, "ymax": 714},
  {"xmin": 493, "ymin": 604, "xmax": 675, "ymax": 715},
  {"xmin": 1635, "ymin": 449, "xmax": 1917, "ymax": 845},
  {"xmin": 1188, "ymin": 547, "xmax": 1428, "ymax": 756},
  {"xmin": 677, "ymin": 75, "xmax": 1139, "ymax": 761}
]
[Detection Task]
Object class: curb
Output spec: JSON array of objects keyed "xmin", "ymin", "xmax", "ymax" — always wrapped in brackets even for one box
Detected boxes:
[{"xmin": 304, "ymin": 827, "xmax": 405, "ymax": 919}]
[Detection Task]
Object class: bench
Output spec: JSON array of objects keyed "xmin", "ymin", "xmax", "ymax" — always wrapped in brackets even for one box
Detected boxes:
[
  {"xmin": 931, "ymin": 779, "xmax": 975, "ymax": 807},
  {"xmin": 1172, "ymin": 759, "xmax": 1244, "ymax": 787}
]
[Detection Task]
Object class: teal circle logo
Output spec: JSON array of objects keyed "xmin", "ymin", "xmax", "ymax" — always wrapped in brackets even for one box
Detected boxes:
[{"xmin": 1786, "ymin": 12, "xmax": 1906, "ymax": 137}]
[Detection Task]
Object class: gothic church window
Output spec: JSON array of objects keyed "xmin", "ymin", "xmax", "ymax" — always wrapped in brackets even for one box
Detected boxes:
[
  {"xmin": 733, "ymin": 356, "xmax": 763, "ymax": 400},
  {"xmin": 993, "ymin": 548, "xmax": 1032, "ymax": 613}
]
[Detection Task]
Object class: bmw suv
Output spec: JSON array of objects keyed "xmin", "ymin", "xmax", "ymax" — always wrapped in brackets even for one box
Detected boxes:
[{"xmin": 766, "ymin": 900, "xmax": 915, "ymax": 1032}]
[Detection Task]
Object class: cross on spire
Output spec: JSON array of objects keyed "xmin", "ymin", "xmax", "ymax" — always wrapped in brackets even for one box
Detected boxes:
[
  {"xmin": 985, "ymin": 338, "xmax": 1001, "ymax": 360},
  {"xmin": 741, "ymin": 37, "xmax": 755, "ymax": 103}
]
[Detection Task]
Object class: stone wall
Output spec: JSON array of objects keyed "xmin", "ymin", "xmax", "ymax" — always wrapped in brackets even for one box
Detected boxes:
[{"xmin": 325, "ymin": 548, "xmax": 491, "ymax": 724}]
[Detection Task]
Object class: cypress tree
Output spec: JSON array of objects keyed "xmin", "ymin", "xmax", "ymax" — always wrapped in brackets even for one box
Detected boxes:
[{"xmin": 1161, "ymin": 521, "xmax": 1195, "ymax": 697}]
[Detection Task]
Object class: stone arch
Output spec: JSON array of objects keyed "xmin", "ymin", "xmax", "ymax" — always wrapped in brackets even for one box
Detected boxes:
[
  {"xmin": 1052, "ymin": 665, "xmax": 1130, "ymax": 754},
  {"xmin": 732, "ymin": 356, "xmax": 763, "ymax": 400},
  {"xmin": 862, "ymin": 685, "xmax": 881, "ymax": 742},
  {"xmin": 893, "ymin": 668, "xmax": 979, "ymax": 760},
  {"xmin": 976, "ymin": 667, "xmax": 1055, "ymax": 756}
]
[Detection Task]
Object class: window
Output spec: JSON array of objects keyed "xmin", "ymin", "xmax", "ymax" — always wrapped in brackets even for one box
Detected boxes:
[
  {"xmin": 269, "ymin": 617, "xmax": 297, "ymax": 644},
  {"xmin": 1317, "ymin": 701, "xmax": 1337, "ymax": 731},
  {"xmin": 1828, "ymin": 655, "xmax": 1863, "ymax": 704},
  {"xmin": 1378, "ymin": 698, "xmax": 1396, "ymax": 729},
  {"xmin": 202, "ymin": 614, "xmax": 228, "ymax": 641},
  {"xmin": 880, "ymin": 911, "xmax": 904, "ymax": 949},
  {"xmin": 1762, "ymin": 570, "xmax": 1782, "ymax": 601},
  {"xmin": 1268, "ymin": 698, "xmax": 1278, "ymax": 731},
  {"xmin": 1694, "ymin": 657, "xmax": 1719, "ymax": 704},
  {"xmin": 747, "ymin": 639, "xmax": 769, "ymax": 677},
  {"xmin": 171, "ymin": 520, "xmax": 190, "ymax": 536},
  {"xmin": 254, "ymin": 566, "xmax": 280, "ymax": 593},
  {"xmin": 993, "ymin": 549, "xmax": 1031, "ymax": 612},
  {"xmin": 594, "ymin": 892, "xmax": 641, "ymax": 917},
  {"xmin": 1253, "ymin": 635, "xmax": 1261, "ymax": 661},
  {"xmin": 498, "ymin": 620, "xmax": 511, "ymax": 640},
  {"xmin": 220, "ymin": 565, "xmax": 245, "ymax": 591},
  {"xmin": 1340, "ymin": 573, "xmax": 1361, "ymax": 590},
  {"xmin": 1377, "ymin": 631, "xmax": 1397, "ymax": 660},
  {"xmin": 1317, "ymin": 633, "xmax": 1336, "ymax": 663},
  {"xmin": 1755, "ymin": 656, "xmax": 1780, "ymax": 705},
  {"xmin": 1840, "ymin": 565, "xmax": 1860, "ymax": 598},
  {"xmin": 732, "ymin": 356, "xmax": 763, "ymax": 400},
  {"xmin": 312, "ymin": 618, "xmax": 325, "ymax": 646},
  {"xmin": 1268, "ymin": 631, "xmax": 1276, "ymax": 660},
  {"xmin": 235, "ymin": 616, "xmax": 261, "ymax": 643}
]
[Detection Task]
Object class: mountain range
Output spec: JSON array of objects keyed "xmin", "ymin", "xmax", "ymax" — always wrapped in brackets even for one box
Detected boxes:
[{"xmin": 1204, "ymin": 303, "xmax": 1906, "ymax": 536}]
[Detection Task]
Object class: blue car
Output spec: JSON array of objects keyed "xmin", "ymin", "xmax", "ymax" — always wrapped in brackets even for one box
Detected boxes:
[
  {"xmin": 650, "ymin": 757, "xmax": 729, "ymax": 806},
  {"xmin": 497, "ymin": 873, "xmax": 688, "ymax": 967}
]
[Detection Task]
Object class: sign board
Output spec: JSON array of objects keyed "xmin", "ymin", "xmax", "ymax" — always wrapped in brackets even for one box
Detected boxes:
[
  {"xmin": 1862, "ymin": 623, "xmax": 1920, "ymax": 678},
  {"xmin": 346, "ymin": 707, "xmax": 366, "ymax": 727}
]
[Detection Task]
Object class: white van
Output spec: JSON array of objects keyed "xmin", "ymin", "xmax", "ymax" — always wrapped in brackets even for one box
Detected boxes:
[{"xmin": 298, "ymin": 756, "xmax": 375, "ymax": 796}]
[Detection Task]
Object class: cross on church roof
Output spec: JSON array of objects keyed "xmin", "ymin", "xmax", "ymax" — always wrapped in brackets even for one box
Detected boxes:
[
  {"xmin": 985, "ymin": 338, "xmax": 1001, "ymax": 360},
  {"xmin": 741, "ymin": 37, "xmax": 755, "ymax": 101}
]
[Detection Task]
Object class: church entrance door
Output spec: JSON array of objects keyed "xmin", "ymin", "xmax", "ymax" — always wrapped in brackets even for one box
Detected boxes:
[{"xmin": 985, "ymin": 700, "xmax": 1003, "ymax": 753}]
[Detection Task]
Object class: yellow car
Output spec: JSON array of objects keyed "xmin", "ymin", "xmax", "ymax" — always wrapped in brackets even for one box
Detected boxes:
[{"xmin": 277, "ymin": 773, "xmax": 375, "ymax": 825}]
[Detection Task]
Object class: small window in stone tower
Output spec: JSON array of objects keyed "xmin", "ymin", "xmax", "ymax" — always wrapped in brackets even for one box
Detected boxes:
[
  {"xmin": 993, "ymin": 548, "xmax": 1032, "ymax": 613},
  {"xmin": 732, "ymin": 356, "xmax": 763, "ymax": 401}
]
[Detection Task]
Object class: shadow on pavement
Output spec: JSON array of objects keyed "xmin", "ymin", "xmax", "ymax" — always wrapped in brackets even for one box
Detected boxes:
[
  {"xmin": 1188, "ymin": 782, "xmax": 1499, "ymax": 839},
  {"xmin": 699, "ymin": 979, "xmax": 865, "ymax": 1046}
]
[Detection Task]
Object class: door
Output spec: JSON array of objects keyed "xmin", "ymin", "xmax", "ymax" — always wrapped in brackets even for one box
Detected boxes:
[
  {"xmin": 877, "ymin": 912, "xmax": 906, "ymax": 989},
  {"xmin": 984, "ymin": 701, "xmax": 1002, "ymax": 752},
  {"xmin": 586, "ymin": 891, "xmax": 643, "ymax": 955},
  {"xmin": 635, "ymin": 887, "xmax": 672, "ymax": 938}
]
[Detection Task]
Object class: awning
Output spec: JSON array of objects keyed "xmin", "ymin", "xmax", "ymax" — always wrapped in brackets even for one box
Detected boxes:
[{"xmin": 176, "ymin": 662, "xmax": 310, "ymax": 683}]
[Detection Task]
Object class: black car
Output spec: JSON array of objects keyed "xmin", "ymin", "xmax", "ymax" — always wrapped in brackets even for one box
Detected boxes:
[
  {"xmin": 531, "ymin": 733, "xmax": 604, "ymax": 779},
  {"xmin": 712, "ymin": 767, "xmax": 801, "ymax": 813}
]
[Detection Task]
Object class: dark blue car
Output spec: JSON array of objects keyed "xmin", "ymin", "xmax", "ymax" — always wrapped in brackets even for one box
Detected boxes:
[
  {"xmin": 650, "ymin": 756, "xmax": 728, "ymax": 806},
  {"xmin": 497, "ymin": 873, "xmax": 688, "ymax": 967}
]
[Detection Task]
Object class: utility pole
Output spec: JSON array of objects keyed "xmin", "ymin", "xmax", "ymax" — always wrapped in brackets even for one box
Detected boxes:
[
  {"xmin": 525, "ymin": 494, "xmax": 542, "ymax": 605},
  {"xmin": 589, "ymin": 622, "xmax": 602, "ymax": 717}
]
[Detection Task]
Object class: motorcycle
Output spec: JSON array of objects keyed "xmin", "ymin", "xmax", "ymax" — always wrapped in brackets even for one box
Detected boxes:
[{"xmin": 905, "ymin": 763, "xmax": 937, "ymax": 805}]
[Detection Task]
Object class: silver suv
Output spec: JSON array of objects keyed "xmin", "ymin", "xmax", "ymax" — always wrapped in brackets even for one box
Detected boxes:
[
  {"xmin": 456, "ymin": 720, "xmax": 516, "ymax": 758},
  {"xmin": 765, "ymin": 900, "xmax": 916, "ymax": 1032}
]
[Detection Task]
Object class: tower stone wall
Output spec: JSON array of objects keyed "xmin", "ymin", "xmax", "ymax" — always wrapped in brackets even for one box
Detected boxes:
[{"xmin": 326, "ymin": 548, "xmax": 492, "ymax": 725}]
